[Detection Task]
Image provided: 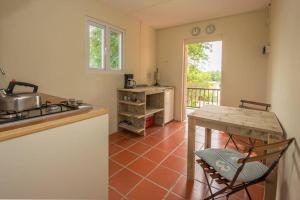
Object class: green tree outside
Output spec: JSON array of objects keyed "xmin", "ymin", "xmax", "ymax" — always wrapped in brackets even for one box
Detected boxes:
[
  {"xmin": 187, "ymin": 64, "xmax": 212, "ymax": 88},
  {"xmin": 89, "ymin": 26, "xmax": 103, "ymax": 68},
  {"xmin": 187, "ymin": 42, "xmax": 221, "ymax": 106},
  {"xmin": 187, "ymin": 42, "xmax": 221, "ymax": 88},
  {"xmin": 110, "ymin": 31, "xmax": 121, "ymax": 69}
]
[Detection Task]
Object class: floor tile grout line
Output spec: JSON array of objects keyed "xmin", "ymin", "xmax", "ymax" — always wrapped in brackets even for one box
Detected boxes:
[
  {"xmin": 109, "ymin": 159, "xmax": 126, "ymax": 178},
  {"xmin": 110, "ymin": 135, "xmax": 202, "ymax": 160},
  {"xmin": 141, "ymin": 156, "xmax": 183, "ymax": 175},
  {"xmin": 109, "ymin": 185, "xmax": 127, "ymax": 199},
  {"xmin": 110, "ymin": 142, "xmax": 166, "ymax": 179},
  {"xmin": 114, "ymin": 139, "xmax": 140, "ymax": 149},
  {"xmin": 109, "ymin": 125, "xmax": 185, "ymax": 184},
  {"xmin": 111, "ymin": 122, "xmax": 200, "ymax": 144},
  {"xmin": 109, "ymin": 144, "xmax": 126, "ymax": 157},
  {"xmin": 110, "ymin": 135, "xmax": 162, "ymax": 158},
  {"xmin": 111, "ymin": 123, "xmax": 185, "ymax": 147},
  {"xmin": 110, "ymin": 185, "xmax": 128, "ymax": 200},
  {"xmin": 123, "ymin": 141, "xmax": 186, "ymax": 198},
  {"xmin": 110, "ymin": 142, "xmax": 161, "ymax": 171},
  {"xmin": 144, "ymin": 126, "xmax": 164, "ymax": 136},
  {"xmin": 109, "ymin": 123, "xmax": 188, "ymax": 197},
  {"xmin": 111, "ymin": 138, "xmax": 203, "ymax": 179},
  {"xmin": 116, "ymin": 139, "xmax": 187, "ymax": 198},
  {"xmin": 146, "ymin": 127, "xmax": 186, "ymax": 149},
  {"xmin": 110, "ymin": 124, "xmax": 187, "ymax": 169},
  {"xmin": 162, "ymin": 174, "xmax": 186, "ymax": 200},
  {"xmin": 109, "ymin": 134, "xmax": 129, "ymax": 144},
  {"xmin": 116, "ymin": 123, "xmax": 176, "ymax": 141},
  {"xmin": 111, "ymin": 125, "xmax": 179, "ymax": 152}
]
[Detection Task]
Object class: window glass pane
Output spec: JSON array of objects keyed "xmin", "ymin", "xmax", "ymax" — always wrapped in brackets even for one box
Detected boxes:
[
  {"xmin": 89, "ymin": 24, "xmax": 104, "ymax": 69},
  {"xmin": 110, "ymin": 30, "xmax": 122, "ymax": 70}
]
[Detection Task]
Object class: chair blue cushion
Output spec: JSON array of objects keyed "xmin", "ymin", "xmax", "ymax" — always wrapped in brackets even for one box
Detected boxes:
[{"xmin": 195, "ymin": 148, "xmax": 269, "ymax": 183}]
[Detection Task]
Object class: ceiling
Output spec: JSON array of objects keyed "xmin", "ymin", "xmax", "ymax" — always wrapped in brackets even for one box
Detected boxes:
[{"xmin": 100, "ymin": 0, "xmax": 271, "ymax": 29}]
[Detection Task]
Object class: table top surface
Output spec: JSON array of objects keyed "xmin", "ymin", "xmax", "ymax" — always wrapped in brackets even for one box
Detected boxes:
[{"xmin": 188, "ymin": 105, "xmax": 283, "ymax": 136}]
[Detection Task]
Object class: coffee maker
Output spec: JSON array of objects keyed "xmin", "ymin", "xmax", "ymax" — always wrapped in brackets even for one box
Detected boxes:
[{"xmin": 124, "ymin": 74, "xmax": 136, "ymax": 89}]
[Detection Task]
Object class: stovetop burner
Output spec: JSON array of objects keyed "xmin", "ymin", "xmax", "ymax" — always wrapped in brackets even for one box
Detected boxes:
[
  {"xmin": 0, "ymin": 112, "xmax": 24, "ymax": 119},
  {"xmin": 0, "ymin": 100, "xmax": 91, "ymax": 125}
]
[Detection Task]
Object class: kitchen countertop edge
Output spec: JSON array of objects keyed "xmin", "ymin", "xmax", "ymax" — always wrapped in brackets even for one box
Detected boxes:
[{"xmin": 0, "ymin": 107, "xmax": 108, "ymax": 142}]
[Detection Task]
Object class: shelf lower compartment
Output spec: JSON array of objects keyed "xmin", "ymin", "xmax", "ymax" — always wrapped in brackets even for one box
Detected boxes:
[
  {"xmin": 145, "ymin": 108, "xmax": 164, "ymax": 116},
  {"xmin": 118, "ymin": 123, "xmax": 144, "ymax": 134},
  {"xmin": 119, "ymin": 108, "xmax": 163, "ymax": 119},
  {"xmin": 119, "ymin": 112, "xmax": 145, "ymax": 119}
]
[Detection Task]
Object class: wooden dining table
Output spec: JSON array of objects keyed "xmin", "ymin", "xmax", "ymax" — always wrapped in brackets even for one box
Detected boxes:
[{"xmin": 187, "ymin": 105, "xmax": 284, "ymax": 200}]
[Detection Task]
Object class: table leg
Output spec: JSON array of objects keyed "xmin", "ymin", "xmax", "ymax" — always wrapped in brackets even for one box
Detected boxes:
[
  {"xmin": 264, "ymin": 136, "xmax": 278, "ymax": 200},
  {"xmin": 205, "ymin": 128, "xmax": 212, "ymax": 149},
  {"xmin": 187, "ymin": 118, "xmax": 196, "ymax": 180}
]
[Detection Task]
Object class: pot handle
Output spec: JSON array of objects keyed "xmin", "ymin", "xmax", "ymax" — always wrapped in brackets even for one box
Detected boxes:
[{"xmin": 6, "ymin": 81, "xmax": 39, "ymax": 94}]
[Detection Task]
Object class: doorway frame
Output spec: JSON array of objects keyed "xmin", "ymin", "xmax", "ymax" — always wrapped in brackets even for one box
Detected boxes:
[{"xmin": 181, "ymin": 35, "xmax": 224, "ymax": 121}]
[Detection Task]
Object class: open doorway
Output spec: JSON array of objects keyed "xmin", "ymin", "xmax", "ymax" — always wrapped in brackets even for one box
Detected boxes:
[{"xmin": 183, "ymin": 40, "xmax": 223, "ymax": 118}]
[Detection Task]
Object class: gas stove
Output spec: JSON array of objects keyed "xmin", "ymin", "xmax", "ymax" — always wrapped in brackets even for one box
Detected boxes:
[{"xmin": 0, "ymin": 100, "xmax": 93, "ymax": 128}]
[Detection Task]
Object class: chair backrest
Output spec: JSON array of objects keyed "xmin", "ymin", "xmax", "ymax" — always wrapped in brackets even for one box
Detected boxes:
[
  {"xmin": 238, "ymin": 138, "xmax": 294, "ymax": 164},
  {"xmin": 239, "ymin": 99, "xmax": 271, "ymax": 111},
  {"xmin": 230, "ymin": 138, "xmax": 294, "ymax": 185}
]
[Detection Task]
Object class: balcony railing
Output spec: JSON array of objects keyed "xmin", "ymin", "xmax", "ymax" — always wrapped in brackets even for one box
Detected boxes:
[{"xmin": 187, "ymin": 87, "xmax": 221, "ymax": 108}]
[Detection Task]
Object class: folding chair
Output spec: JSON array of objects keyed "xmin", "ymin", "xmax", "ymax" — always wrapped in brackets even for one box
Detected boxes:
[
  {"xmin": 196, "ymin": 138, "xmax": 294, "ymax": 200},
  {"xmin": 224, "ymin": 99, "xmax": 272, "ymax": 151}
]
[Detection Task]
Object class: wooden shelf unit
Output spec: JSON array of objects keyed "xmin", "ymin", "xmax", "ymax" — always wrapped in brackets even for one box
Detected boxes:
[{"xmin": 117, "ymin": 87, "xmax": 165, "ymax": 135}]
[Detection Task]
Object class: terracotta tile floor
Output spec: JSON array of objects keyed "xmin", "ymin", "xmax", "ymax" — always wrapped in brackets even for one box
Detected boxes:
[{"xmin": 109, "ymin": 121, "xmax": 264, "ymax": 200}]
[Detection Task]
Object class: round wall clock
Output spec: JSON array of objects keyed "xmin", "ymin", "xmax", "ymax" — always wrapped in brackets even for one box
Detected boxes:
[
  {"xmin": 205, "ymin": 24, "xmax": 216, "ymax": 34},
  {"xmin": 191, "ymin": 27, "xmax": 201, "ymax": 36}
]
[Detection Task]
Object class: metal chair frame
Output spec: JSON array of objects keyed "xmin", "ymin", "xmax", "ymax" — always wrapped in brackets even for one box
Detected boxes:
[
  {"xmin": 224, "ymin": 99, "xmax": 271, "ymax": 151},
  {"xmin": 198, "ymin": 138, "xmax": 294, "ymax": 200}
]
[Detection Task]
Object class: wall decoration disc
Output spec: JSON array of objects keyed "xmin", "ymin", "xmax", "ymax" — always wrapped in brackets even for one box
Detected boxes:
[
  {"xmin": 205, "ymin": 24, "xmax": 216, "ymax": 34},
  {"xmin": 191, "ymin": 27, "xmax": 201, "ymax": 36}
]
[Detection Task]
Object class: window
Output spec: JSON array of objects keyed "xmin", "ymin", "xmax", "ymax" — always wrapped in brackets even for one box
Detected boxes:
[
  {"xmin": 87, "ymin": 18, "xmax": 124, "ymax": 71},
  {"xmin": 88, "ymin": 22, "xmax": 105, "ymax": 69},
  {"xmin": 109, "ymin": 29, "xmax": 122, "ymax": 70}
]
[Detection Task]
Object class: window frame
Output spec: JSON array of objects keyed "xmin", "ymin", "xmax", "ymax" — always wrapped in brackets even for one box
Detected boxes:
[{"xmin": 86, "ymin": 17, "xmax": 125, "ymax": 72}]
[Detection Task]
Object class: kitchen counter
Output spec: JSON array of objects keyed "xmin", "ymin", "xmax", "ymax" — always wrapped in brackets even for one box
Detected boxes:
[
  {"xmin": 0, "ymin": 93, "xmax": 109, "ymax": 199},
  {"xmin": 0, "ymin": 93, "xmax": 108, "ymax": 142}
]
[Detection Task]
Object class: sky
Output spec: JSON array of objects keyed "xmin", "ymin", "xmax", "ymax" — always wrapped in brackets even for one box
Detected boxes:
[{"xmin": 198, "ymin": 40, "xmax": 222, "ymax": 71}]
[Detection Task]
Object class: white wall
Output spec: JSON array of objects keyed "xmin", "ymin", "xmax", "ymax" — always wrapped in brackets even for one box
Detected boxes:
[
  {"xmin": 267, "ymin": 0, "xmax": 300, "ymax": 199},
  {"xmin": 156, "ymin": 10, "xmax": 269, "ymax": 121},
  {"xmin": 0, "ymin": 0, "xmax": 156, "ymax": 133}
]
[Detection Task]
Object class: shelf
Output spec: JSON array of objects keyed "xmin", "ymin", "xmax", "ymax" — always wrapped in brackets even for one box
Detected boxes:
[
  {"xmin": 119, "ymin": 112, "xmax": 145, "ymax": 119},
  {"xmin": 145, "ymin": 108, "xmax": 164, "ymax": 116},
  {"xmin": 118, "ymin": 88, "xmax": 165, "ymax": 136},
  {"xmin": 118, "ymin": 123, "xmax": 144, "ymax": 134},
  {"xmin": 119, "ymin": 100, "xmax": 145, "ymax": 106},
  {"xmin": 119, "ymin": 108, "xmax": 163, "ymax": 119},
  {"xmin": 146, "ymin": 89, "xmax": 164, "ymax": 95}
]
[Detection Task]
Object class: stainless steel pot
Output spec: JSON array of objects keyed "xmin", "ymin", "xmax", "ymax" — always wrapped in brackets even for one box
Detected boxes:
[{"xmin": 0, "ymin": 81, "xmax": 42, "ymax": 112}]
